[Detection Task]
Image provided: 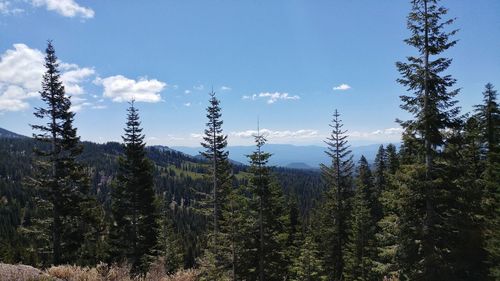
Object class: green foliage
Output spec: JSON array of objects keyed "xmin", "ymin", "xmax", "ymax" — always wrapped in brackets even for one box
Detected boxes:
[
  {"xmin": 24, "ymin": 41, "xmax": 103, "ymax": 266},
  {"xmin": 289, "ymin": 232, "xmax": 326, "ymax": 281},
  {"xmin": 318, "ymin": 109, "xmax": 354, "ymax": 280},
  {"xmin": 345, "ymin": 156, "xmax": 379, "ymax": 281},
  {"xmin": 474, "ymin": 83, "xmax": 500, "ymax": 279},
  {"xmin": 109, "ymin": 101, "xmax": 160, "ymax": 274}
]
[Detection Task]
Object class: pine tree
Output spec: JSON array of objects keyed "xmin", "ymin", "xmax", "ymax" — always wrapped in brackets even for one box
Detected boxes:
[
  {"xmin": 247, "ymin": 128, "xmax": 289, "ymax": 281},
  {"xmin": 444, "ymin": 117, "xmax": 489, "ymax": 280},
  {"xmin": 199, "ymin": 91, "xmax": 233, "ymax": 280},
  {"xmin": 474, "ymin": 83, "xmax": 500, "ymax": 279},
  {"xmin": 385, "ymin": 144, "xmax": 399, "ymax": 174},
  {"xmin": 318, "ymin": 109, "xmax": 354, "ymax": 280},
  {"xmin": 394, "ymin": 0, "xmax": 464, "ymax": 279},
  {"xmin": 290, "ymin": 230, "xmax": 326, "ymax": 281},
  {"xmin": 158, "ymin": 197, "xmax": 184, "ymax": 274},
  {"xmin": 345, "ymin": 156, "xmax": 379, "ymax": 281},
  {"xmin": 373, "ymin": 145, "xmax": 387, "ymax": 192},
  {"xmin": 228, "ymin": 184, "xmax": 257, "ymax": 280},
  {"xmin": 109, "ymin": 101, "xmax": 159, "ymax": 274},
  {"xmin": 374, "ymin": 146, "xmax": 400, "ymax": 280},
  {"xmin": 29, "ymin": 41, "xmax": 102, "ymax": 265}
]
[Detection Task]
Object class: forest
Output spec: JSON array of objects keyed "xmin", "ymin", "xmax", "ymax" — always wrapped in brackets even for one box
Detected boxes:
[{"xmin": 0, "ymin": 0, "xmax": 499, "ymax": 280}]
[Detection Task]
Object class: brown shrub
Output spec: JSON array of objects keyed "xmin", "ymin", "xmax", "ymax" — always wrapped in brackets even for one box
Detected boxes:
[{"xmin": 43, "ymin": 262, "xmax": 199, "ymax": 281}]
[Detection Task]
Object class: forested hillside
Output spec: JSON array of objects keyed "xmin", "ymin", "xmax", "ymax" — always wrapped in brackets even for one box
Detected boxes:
[
  {"xmin": 0, "ymin": 0, "xmax": 499, "ymax": 280},
  {"xmin": 0, "ymin": 134, "xmax": 323, "ymax": 269}
]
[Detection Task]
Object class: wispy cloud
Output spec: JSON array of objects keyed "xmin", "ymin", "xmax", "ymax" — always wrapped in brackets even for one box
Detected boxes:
[
  {"xmin": 349, "ymin": 127, "xmax": 403, "ymax": 141},
  {"xmin": 183, "ymin": 102, "xmax": 191, "ymax": 107},
  {"xmin": 31, "ymin": 0, "xmax": 94, "ymax": 19},
  {"xmin": 94, "ymin": 75, "xmax": 166, "ymax": 103},
  {"xmin": 333, "ymin": 83, "xmax": 351, "ymax": 91},
  {"xmin": 193, "ymin": 84, "xmax": 204, "ymax": 91},
  {"xmin": 242, "ymin": 92, "xmax": 300, "ymax": 104},
  {"xmin": 231, "ymin": 129, "xmax": 318, "ymax": 139},
  {"xmin": 220, "ymin": 86, "xmax": 232, "ymax": 91},
  {"xmin": 0, "ymin": 1, "xmax": 24, "ymax": 15}
]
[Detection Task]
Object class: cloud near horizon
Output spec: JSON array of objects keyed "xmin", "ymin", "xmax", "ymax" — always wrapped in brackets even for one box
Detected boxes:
[
  {"xmin": 348, "ymin": 127, "xmax": 403, "ymax": 141},
  {"xmin": 242, "ymin": 92, "xmax": 300, "ymax": 104}
]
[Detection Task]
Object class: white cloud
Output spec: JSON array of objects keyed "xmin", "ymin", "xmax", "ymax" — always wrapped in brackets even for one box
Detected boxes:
[
  {"xmin": 349, "ymin": 127, "xmax": 403, "ymax": 141},
  {"xmin": 60, "ymin": 64, "xmax": 95, "ymax": 95},
  {"xmin": 184, "ymin": 90, "xmax": 191, "ymax": 94},
  {"xmin": 0, "ymin": 1, "xmax": 24, "ymax": 15},
  {"xmin": 190, "ymin": 133, "xmax": 203, "ymax": 139},
  {"xmin": 333, "ymin": 83, "xmax": 351, "ymax": 91},
  {"xmin": 0, "ymin": 44, "xmax": 44, "ymax": 112},
  {"xmin": 32, "ymin": 0, "xmax": 94, "ymax": 19},
  {"xmin": 183, "ymin": 102, "xmax": 191, "ymax": 107},
  {"xmin": 0, "ymin": 85, "xmax": 31, "ymax": 111},
  {"xmin": 243, "ymin": 92, "xmax": 300, "ymax": 104},
  {"xmin": 0, "ymin": 44, "xmax": 98, "ymax": 112},
  {"xmin": 220, "ymin": 86, "xmax": 231, "ymax": 91},
  {"xmin": 231, "ymin": 129, "xmax": 318, "ymax": 139},
  {"xmin": 70, "ymin": 101, "xmax": 92, "ymax": 112},
  {"xmin": 193, "ymin": 84, "xmax": 204, "ymax": 91},
  {"xmin": 95, "ymin": 75, "xmax": 166, "ymax": 103}
]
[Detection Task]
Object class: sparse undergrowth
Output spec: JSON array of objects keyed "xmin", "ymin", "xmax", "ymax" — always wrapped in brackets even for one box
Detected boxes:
[{"xmin": 0, "ymin": 261, "xmax": 199, "ymax": 281}]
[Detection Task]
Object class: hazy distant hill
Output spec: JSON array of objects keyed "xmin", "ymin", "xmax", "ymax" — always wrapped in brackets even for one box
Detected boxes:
[
  {"xmin": 173, "ymin": 143, "xmax": 399, "ymax": 168},
  {"xmin": 0, "ymin": 127, "xmax": 27, "ymax": 139}
]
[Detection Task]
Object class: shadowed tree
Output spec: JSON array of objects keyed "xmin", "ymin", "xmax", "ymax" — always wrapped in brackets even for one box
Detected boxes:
[{"xmin": 109, "ymin": 100, "xmax": 159, "ymax": 274}]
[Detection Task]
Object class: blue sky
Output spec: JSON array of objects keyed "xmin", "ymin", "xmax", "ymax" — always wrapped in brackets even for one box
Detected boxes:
[{"xmin": 0, "ymin": 0, "xmax": 499, "ymax": 146}]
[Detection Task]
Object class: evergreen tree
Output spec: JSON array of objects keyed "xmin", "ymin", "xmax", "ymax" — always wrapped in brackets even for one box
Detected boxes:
[
  {"xmin": 345, "ymin": 156, "xmax": 379, "ymax": 281},
  {"xmin": 394, "ymin": 0, "xmax": 466, "ymax": 279},
  {"xmin": 228, "ymin": 184, "xmax": 257, "ymax": 280},
  {"xmin": 373, "ymin": 145, "xmax": 387, "ymax": 191},
  {"xmin": 109, "ymin": 101, "xmax": 159, "ymax": 274},
  {"xmin": 374, "ymin": 147, "xmax": 400, "ymax": 280},
  {"xmin": 29, "ymin": 41, "xmax": 102, "ymax": 265},
  {"xmin": 199, "ymin": 91, "xmax": 233, "ymax": 280},
  {"xmin": 318, "ymin": 109, "xmax": 354, "ymax": 280},
  {"xmin": 444, "ymin": 117, "xmax": 489, "ymax": 280},
  {"xmin": 474, "ymin": 83, "xmax": 500, "ymax": 278},
  {"xmin": 158, "ymin": 197, "xmax": 184, "ymax": 274},
  {"xmin": 290, "ymin": 230, "xmax": 326, "ymax": 281},
  {"xmin": 247, "ymin": 128, "xmax": 289, "ymax": 281},
  {"xmin": 385, "ymin": 144, "xmax": 399, "ymax": 174}
]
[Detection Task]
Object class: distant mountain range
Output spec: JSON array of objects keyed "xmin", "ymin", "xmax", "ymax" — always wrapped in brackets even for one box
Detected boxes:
[
  {"xmin": 0, "ymin": 127, "xmax": 398, "ymax": 169},
  {"xmin": 172, "ymin": 143, "xmax": 400, "ymax": 169},
  {"xmin": 0, "ymin": 127, "xmax": 27, "ymax": 139}
]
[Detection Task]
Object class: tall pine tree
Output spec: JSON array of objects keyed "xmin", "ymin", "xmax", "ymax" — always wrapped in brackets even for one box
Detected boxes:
[
  {"xmin": 394, "ymin": 0, "xmax": 474, "ymax": 279},
  {"xmin": 29, "ymin": 41, "xmax": 102, "ymax": 265},
  {"xmin": 247, "ymin": 127, "xmax": 289, "ymax": 281},
  {"xmin": 198, "ymin": 91, "xmax": 233, "ymax": 280},
  {"xmin": 109, "ymin": 100, "xmax": 159, "ymax": 274},
  {"xmin": 318, "ymin": 109, "xmax": 354, "ymax": 280}
]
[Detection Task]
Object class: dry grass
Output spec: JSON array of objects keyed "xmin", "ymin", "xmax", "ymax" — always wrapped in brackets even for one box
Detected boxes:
[
  {"xmin": 45, "ymin": 261, "xmax": 199, "ymax": 281},
  {"xmin": 0, "ymin": 262, "xmax": 199, "ymax": 281}
]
